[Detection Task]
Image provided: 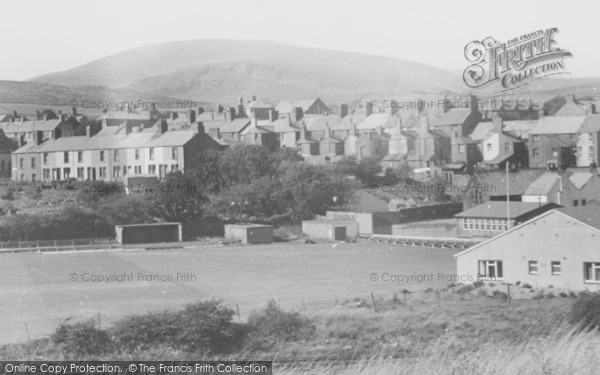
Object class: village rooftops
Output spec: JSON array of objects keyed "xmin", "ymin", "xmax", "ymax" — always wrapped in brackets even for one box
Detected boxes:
[
  {"xmin": 356, "ymin": 113, "xmax": 396, "ymax": 131},
  {"xmin": 2, "ymin": 118, "xmax": 64, "ymax": 134},
  {"xmin": 429, "ymin": 108, "xmax": 474, "ymax": 127},
  {"xmin": 576, "ymin": 114, "xmax": 600, "ymax": 133},
  {"xmin": 204, "ymin": 118, "xmax": 250, "ymax": 133},
  {"xmin": 455, "ymin": 201, "xmax": 560, "ymax": 219},
  {"xmin": 523, "ymin": 172, "xmax": 561, "ymax": 196},
  {"xmin": 529, "ymin": 116, "xmax": 586, "ymax": 135},
  {"xmin": 275, "ymin": 98, "xmax": 324, "ymax": 113}
]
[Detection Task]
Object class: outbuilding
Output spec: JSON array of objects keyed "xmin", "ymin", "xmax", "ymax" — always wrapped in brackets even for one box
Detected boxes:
[
  {"xmin": 224, "ymin": 224, "xmax": 274, "ymax": 244},
  {"xmin": 115, "ymin": 222, "xmax": 182, "ymax": 244},
  {"xmin": 302, "ymin": 219, "xmax": 359, "ymax": 241},
  {"xmin": 455, "ymin": 207, "xmax": 600, "ymax": 290}
]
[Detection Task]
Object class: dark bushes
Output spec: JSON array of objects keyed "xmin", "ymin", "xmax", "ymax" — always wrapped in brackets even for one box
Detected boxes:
[
  {"xmin": 110, "ymin": 300, "xmax": 245, "ymax": 354},
  {"xmin": 51, "ymin": 320, "xmax": 111, "ymax": 357},
  {"xmin": 246, "ymin": 299, "xmax": 315, "ymax": 350}
]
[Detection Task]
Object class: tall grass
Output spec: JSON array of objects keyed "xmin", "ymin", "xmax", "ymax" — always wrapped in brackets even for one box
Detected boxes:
[{"xmin": 277, "ymin": 324, "xmax": 600, "ymax": 375}]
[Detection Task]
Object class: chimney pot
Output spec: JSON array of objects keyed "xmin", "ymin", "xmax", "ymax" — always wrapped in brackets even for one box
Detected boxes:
[{"xmin": 197, "ymin": 121, "xmax": 205, "ymax": 134}]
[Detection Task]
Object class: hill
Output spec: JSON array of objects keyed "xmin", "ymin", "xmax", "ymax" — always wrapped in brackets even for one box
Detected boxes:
[
  {"xmin": 0, "ymin": 80, "xmax": 208, "ymax": 116},
  {"xmin": 30, "ymin": 39, "xmax": 465, "ymax": 103}
]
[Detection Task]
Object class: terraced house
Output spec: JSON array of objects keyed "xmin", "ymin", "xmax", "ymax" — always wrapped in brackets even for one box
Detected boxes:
[{"xmin": 12, "ymin": 121, "xmax": 219, "ymax": 182}]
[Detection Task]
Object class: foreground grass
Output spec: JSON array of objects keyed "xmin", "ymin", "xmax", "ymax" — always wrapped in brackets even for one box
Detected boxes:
[
  {"xmin": 278, "ymin": 325, "xmax": 600, "ymax": 375},
  {"xmin": 1, "ymin": 289, "xmax": 575, "ymax": 361}
]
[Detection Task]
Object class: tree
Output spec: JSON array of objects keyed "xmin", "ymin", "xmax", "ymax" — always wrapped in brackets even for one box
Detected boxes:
[
  {"xmin": 355, "ymin": 156, "xmax": 382, "ymax": 184},
  {"xmin": 146, "ymin": 171, "xmax": 208, "ymax": 226},
  {"xmin": 219, "ymin": 145, "xmax": 279, "ymax": 187},
  {"xmin": 190, "ymin": 149, "xmax": 222, "ymax": 193},
  {"xmin": 334, "ymin": 156, "xmax": 359, "ymax": 176}
]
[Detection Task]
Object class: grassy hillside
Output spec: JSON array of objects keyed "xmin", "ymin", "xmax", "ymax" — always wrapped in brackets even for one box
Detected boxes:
[
  {"xmin": 29, "ymin": 40, "xmax": 464, "ymax": 103},
  {"xmin": 0, "ymin": 80, "xmax": 208, "ymax": 115}
]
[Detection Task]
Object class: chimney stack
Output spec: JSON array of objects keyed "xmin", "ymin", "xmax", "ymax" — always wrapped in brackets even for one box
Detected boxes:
[
  {"xmin": 227, "ymin": 107, "xmax": 236, "ymax": 121},
  {"xmin": 365, "ymin": 101, "xmax": 373, "ymax": 116},
  {"xmin": 125, "ymin": 121, "xmax": 134, "ymax": 135},
  {"xmin": 86, "ymin": 125, "xmax": 92, "ymax": 138},
  {"xmin": 390, "ymin": 100, "xmax": 399, "ymax": 116},
  {"xmin": 71, "ymin": 106, "xmax": 77, "ymax": 116},
  {"xmin": 300, "ymin": 121, "xmax": 307, "ymax": 139},
  {"xmin": 292, "ymin": 107, "xmax": 304, "ymax": 122},
  {"xmin": 217, "ymin": 104, "xmax": 224, "ymax": 114},
  {"xmin": 160, "ymin": 119, "xmax": 168, "ymax": 134},
  {"xmin": 350, "ymin": 118, "xmax": 357, "ymax": 137},
  {"xmin": 197, "ymin": 107, "xmax": 204, "ymax": 115},
  {"xmin": 171, "ymin": 111, "xmax": 178, "ymax": 121},
  {"xmin": 189, "ymin": 109, "xmax": 196, "ymax": 124},
  {"xmin": 34, "ymin": 130, "xmax": 44, "ymax": 146},
  {"xmin": 197, "ymin": 121, "xmax": 205, "ymax": 134},
  {"xmin": 269, "ymin": 109, "xmax": 278, "ymax": 123},
  {"xmin": 13, "ymin": 110, "xmax": 17, "ymax": 119},
  {"xmin": 471, "ymin": 95, "xmax": 479, "ymax": 114},
  {"xmin": 340, "ymin": 103, "xmax": 349, "ymax": 119},
  {"xmin": 36, "ymin": 110, "xmax": 41, "ymax": 120},
  {"xmin": 238, "ymin": 97, "xmax": 244, "ymax": 116},
  {"xmin": 492, "ymin": 113, "xmax": 503, "ymax": 133},
  {"xmin": 252, "ymin": 95, "xmax": 257, "ymax": 101}
]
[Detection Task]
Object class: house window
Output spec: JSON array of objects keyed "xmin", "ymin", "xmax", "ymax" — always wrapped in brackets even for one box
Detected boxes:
[
  {"xmin": 574, "ymin": 200, "xmax": 579, "ymax": 207},
  {"xmin": 113, "ymin": 166, "xmax": 120, "ymax": 177},
  {"xmin": 63, "ymin": 167, "xmax": 70, "ymax": 179},
  {"xmin": 123, "ymin": 166, "xmax": 127, "ymax": 176},
  {"xmin": 533, "ymin": 148, "xmax": 539, "ymax": 157},
  {"xmin": 100, "ymin": 151, "xmax": 105, "ymax": 162},
  {"xmin": 528, "ymin": 261, "xmax": 538, "ymax": 274},
  {"xmin": 458, "ymin": 144, "xmax": 465, "ymax": 154},
  {"xmin": 582, "ymin": 199, "xmax": 587, "ymax": 206},
  {"xmin": 148, "ymin": 165, "xmax": 156, "ymax": 174},
  {"xmin": 486, "ymin": 143, "xmax": 492, "ymax": 151},
  {"xmin": 78, "ymin": 151, "xmax": 83, "ymax": 163},
  {"xmin": 135, "ymin": 149, "xmax": 140, "ymax": 160},
  {"xmin": 584, "ymin": 262, "xmax": 600, "ymax": 283},
  {"xmin": 492, "ymin": 220, "xmax": 497, "ymax": 231},
  {"xmin": 551, "ymin": 148, "xmax": 558, "ymax": 157},
  {"xmin": 43, "ymin": 153, "xmax": 48, "ymax": 164},
  {"xmin": 505, "ymin": 142, "xmax": 511, "ymax": 152},
  {"xmin": 31, "ymin": 158, "xmax": 35, "ymax": 168},
  {"xmin": 533, "ymin": 135, "xmax": 539, "ymax": 142},
  {"xmin": 590, "ymin": 147, "xmax": 595, "ymax": 159},
  {"xmin": 64, "ymin": 152, "xmax": 69, "ymax": 163},
  {"xmin": 149, "ymin": 148, "xmax": 155, "ymax": 160},
  {"xmin": 479, "ymin": 260, "xmax": 503, "ymax": 280},
  {"xmin": 114, "ymin": 150, "xmax": 119, "ymax": 162},
  {"xmin": 463, "ymin": 219, "xmax": 467, "ymax": 229},
  {"xmin": 172, "ymin": 147, "xmax": 178, "ymax": 159},
  {"xmin": 19, "ymin": 158, "xmax": 23, "ymax": 169},
  {"xmin": 77, "ymin": 167, "xmax": 84, "ymax": 179},
  {"xmin": 31, "ymin": 174, "xmax": 36, "ymax": 182},
  {"xmin": 551, "ymin": 261, "xmax": 562, "ymax": 275},
  {"xmin": 43, "ymin": 169, "xmax": 50, "ymax": 180}
]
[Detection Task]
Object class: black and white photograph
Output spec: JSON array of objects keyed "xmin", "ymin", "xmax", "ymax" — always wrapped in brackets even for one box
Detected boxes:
[{"xmin": 0, "ymin": 0, "xmax": 600, "ymax": 373}]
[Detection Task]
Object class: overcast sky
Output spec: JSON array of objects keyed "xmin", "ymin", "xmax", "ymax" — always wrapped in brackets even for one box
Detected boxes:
[{"xmin": 0, "ymin": 0, "xmax": 595, "ymax": 81}]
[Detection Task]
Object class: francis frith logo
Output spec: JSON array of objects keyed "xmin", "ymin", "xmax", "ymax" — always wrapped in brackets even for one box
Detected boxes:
[{"xmin": 463, "ymin": 27, "xmax": 572, "ymax": 91}]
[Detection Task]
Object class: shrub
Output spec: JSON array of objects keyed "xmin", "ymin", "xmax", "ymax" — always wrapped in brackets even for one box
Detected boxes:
[
  {"xmin": 491, "ymin": 290, "xmax": 508, "ymax": 300},
  {"xmin": 51, "ymin": 319, "xmax": 112, "ymax": 357},
  {"xmin": 522, "ymin": 283, "xmax": 533, "ymax": 289},
  {"xmin": 246, "ymin": 300, "xmax": 316, "ymax": 350},
  {"xmin": 473, "ymin": 281, "xmax": 484, "ymax": 288},
  {"xmin": 1, "ymin": 188, "xmax": 15, "ymax": 201},
  {"xmin": 111, "ymin": 300, "xmax": 244, "ymax": 354},
  {"xmin": 456, "ymin": 285, "xmax": 474, "ymax": 294},
  {"xmin": 558, "ymin": 292, "xmax": 568, "ymax": 298},
  {"xmin": 545, "ymin": 292, "xmax": 556, "ymax": 299},
  {"xmin": 515, "ymin": 281, "xmax": 521, "ymax": 286},
  {"xmin": 569, "ymin": 294, "xmax": 600, "ymax": 329}
]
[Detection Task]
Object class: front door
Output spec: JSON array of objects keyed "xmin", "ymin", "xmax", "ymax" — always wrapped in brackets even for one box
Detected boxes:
[{"xmin": 334, "ymin": 227, "xmax": 347, "ymax": 241}]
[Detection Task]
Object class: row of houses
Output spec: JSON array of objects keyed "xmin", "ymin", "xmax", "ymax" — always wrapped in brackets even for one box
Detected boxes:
[{"xmin": 4, "ymin": 93, "xmax": 600, "ymax": 183}]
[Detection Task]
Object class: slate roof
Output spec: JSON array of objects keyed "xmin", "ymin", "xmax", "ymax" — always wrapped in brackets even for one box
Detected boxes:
[
  {"xmin": 569, "ymin": 172, "xmax": 594, "ymax": 189},
  {"xmin": 523, "ymin": 172, "xmax": 561, "ymax": 195},
  {"xmin": 3, "ymin": 119, "xmax": 62, "ymax": 134},
  {"xmin": 484, "ymin": 152, "xmax": 513, "ymax": 165},
  {"xmin": 555, "ymin": 99, "xmax": 588, "ymax": 116},
  {"xmin": 146, "ymin": 131, "xmax": 197, "ymax": 147},
  {"xmin": 429, "ymin": 109, "xmax": 472, "ymax": 127},
  {"xmin": 103, "ymin": 110, "xmax": 153, "ymax": 121},
  {"xmin": 246, "ymin": 99, "xmax": 275, "ymax": 109},
  {"xmin": 558, "ymin": 205, "xmax": 600, "ymax": 230},
  {"xmin": 306, "ymin": 115, "xmax": 341, "ymax": 132},
  {"xmin": 204, "ymin": 118, "xmax": 250, "ymax": 133},
  {"xmin": 331, "ymin": 113, "xmax": 367, "ymax": 131},
  {"xmin": 356, "ymin": 113, "xmax": 395, "ymax": 130},
  {"xmin": 503, "ymin": 120, "xmax": 539, "ymax": 140},
  {"xmin": 276, "ymin": 99, "xmax": 320, "ymax": 113},
  {"xmin": 271, "ymin": 118, "xmax": 300, "ymax": 133},
  {"xmin": 455, "ymin": 201, "xmax": 553, "ymax": 219},
  {"xmin": 472, "ymin": 169, "xmax": 546, "ymax": 196},
  {"xmin": 529, "ymin": 116, "xmax": 586, "ymax": 135},
  {"xmin": 577, "ymin": 114, "xmax": 600, "ymax": 133},
  {"xmin": 382, "ymin": 153, "xmax": 407, "ymax": 161},
  {"xmin": 469, "ymin": 122, "xmax": 495, "ymax": 141}
]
